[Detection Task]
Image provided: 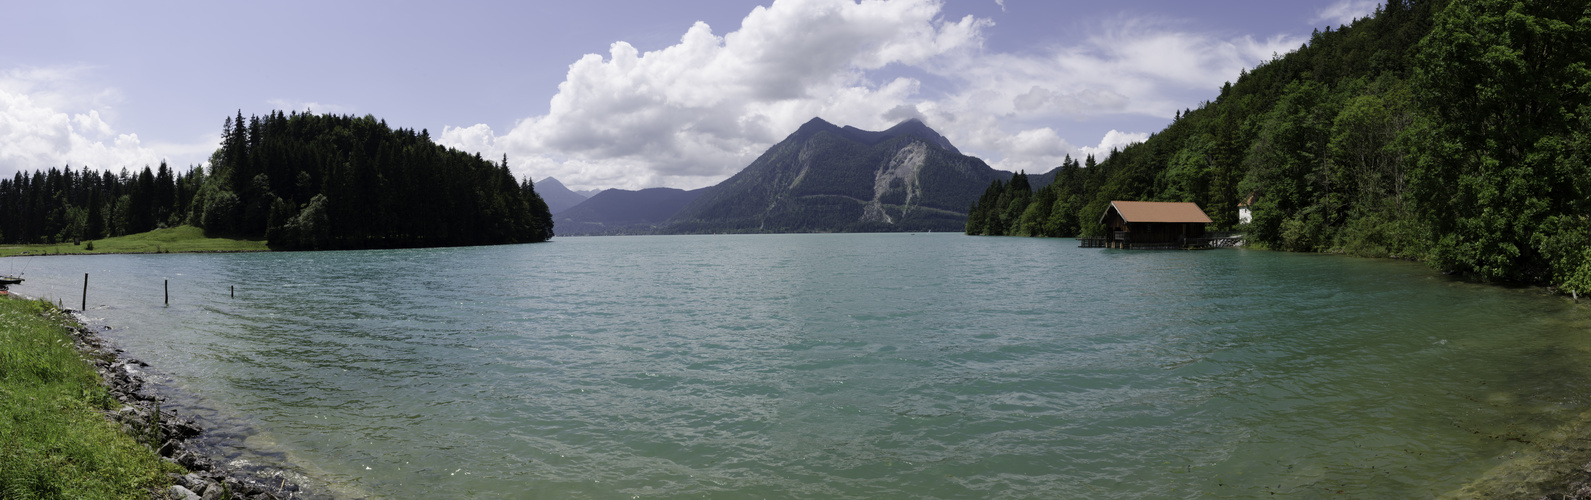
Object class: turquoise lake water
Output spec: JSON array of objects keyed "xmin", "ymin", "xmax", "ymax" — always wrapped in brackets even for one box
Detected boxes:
[{"xmin": 10, "ymin": 233, "xmax": 1591, "ymax": 498}]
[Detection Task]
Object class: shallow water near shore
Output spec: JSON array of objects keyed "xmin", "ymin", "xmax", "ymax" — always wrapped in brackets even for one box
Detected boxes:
[{"xmin": 11, "ymin": 233, "xmax": 1591, "ymax": 498}]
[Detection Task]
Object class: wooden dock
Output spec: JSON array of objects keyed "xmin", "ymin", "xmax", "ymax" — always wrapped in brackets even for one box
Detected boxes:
[{"xmin": 1078, "ymin": 233, "xmax": 1244, "ymax": 250}]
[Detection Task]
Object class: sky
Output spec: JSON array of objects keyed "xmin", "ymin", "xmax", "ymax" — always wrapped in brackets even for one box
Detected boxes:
[{"xmin": 1, "ymin": 0, "xmax": 1383, "ymax": 191}]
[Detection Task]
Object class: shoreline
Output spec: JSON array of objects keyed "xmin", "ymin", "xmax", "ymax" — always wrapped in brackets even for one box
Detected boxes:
[
  {"xmin": 1221, "ymin": 243, "xmax": 1591, "ymax": 498},
  {"xmin": 0, "ymin": 249, "xmax": 271, "ymax": 258},
  {"xmin": 1445, "ymin": 407, "xmax": 1591, "ymax": 498},
  {"xmin": 44, "ymin": 296, "xmax": 326, "ymax": 500}
]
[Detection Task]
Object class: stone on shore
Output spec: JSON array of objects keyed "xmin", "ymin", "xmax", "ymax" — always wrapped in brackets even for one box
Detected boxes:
[
  {"xmin": 64, "ymin": 298, "xmax": 319, "ymax": 498},
  {"xmin": 168, "ymin": 485, "xmax": 200, "ymax": 500},
  {"xmin": 200, "ymin": 480, "xmax": 228, "ymax": 500}
]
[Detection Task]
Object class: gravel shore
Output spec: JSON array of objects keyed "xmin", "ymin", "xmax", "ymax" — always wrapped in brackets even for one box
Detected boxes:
[{"xmin": 60, "ymin": 308, "xmax": 328, "ymax": 500}]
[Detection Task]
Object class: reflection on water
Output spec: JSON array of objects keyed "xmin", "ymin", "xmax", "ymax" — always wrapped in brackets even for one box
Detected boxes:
[{"xmin": 11, "ymin": 233, "xmax": 1591, "ymax": 498}]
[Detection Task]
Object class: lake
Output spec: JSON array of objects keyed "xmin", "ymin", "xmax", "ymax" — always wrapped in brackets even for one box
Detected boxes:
[{"xmin": 10, "ymin": 233, "xmax": 1591, "ymax": 498}]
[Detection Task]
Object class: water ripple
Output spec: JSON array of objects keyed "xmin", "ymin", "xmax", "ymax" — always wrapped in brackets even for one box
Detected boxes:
[{"xmin": 10, "ymin": 235, "xmax": 1591, "ymax": 498}]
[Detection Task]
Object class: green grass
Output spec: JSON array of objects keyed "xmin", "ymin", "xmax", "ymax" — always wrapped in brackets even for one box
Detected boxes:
[
  {"xmin": 0, "ymin": 296, "xmax": 179, "ymax": 498},
  {"xmin": 0, "ymin": 225, "xmax": 268, "ymax": 257}
]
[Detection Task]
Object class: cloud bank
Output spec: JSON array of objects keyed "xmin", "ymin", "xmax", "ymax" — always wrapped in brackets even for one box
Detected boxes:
[
  {"xmin": 440, "ymin": 0, "xmax": 1301, "ymax": 190},
  {"xmin": 443, "ymin": 0, "xmax": 989, "ymax": 189},
  {"xmin": 0, "ymin": 68, "xmax": 171, "ymax": 176}
]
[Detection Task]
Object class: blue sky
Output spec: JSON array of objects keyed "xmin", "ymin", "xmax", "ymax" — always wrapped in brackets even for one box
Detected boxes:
[{"xmin": 1, "ymin": 0, "xmax": 1382, "ymax": 190}]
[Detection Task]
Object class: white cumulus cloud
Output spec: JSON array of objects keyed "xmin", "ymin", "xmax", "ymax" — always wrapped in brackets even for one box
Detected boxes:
[
  {"xmin": 441, "ymin": 0, "xmax": 988, "ymax": 190},
  {"xmin": 1081, "ymin": 130, "xmax": 1148, "ymax": 159},
  {"xmin": 915, "ymin": 16, "xmax": 1298, "ymax": 173},
  {"xmin": 948, "ymin": 17, "xmax": 1299, "ymax": 121},
  {"xmin": 978, "ymin": 128, "xmax": 1147, "ymax": 174},
  {"xmin": 0, "ymin": 68, "xmax": 168, "ymax": 176},
  {"xmin": 440, "ymin": 0, "xmax": 1303, "ymax": 191}
]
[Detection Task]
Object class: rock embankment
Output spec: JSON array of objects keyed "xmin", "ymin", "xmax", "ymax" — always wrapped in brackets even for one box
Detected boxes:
[{"xmin": 66, "ymin": 320, "xmax": 321, "ymax": 500}]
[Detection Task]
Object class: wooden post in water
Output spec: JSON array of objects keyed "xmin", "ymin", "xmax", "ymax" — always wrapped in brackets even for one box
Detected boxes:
[
  {"xmin": 81, "ymin": 273, "xmax": 87, "ymax": 312},
  {"xmin": 165, "ymin": 279, "xmax": 169, "ymax": 306},
  {"xmin": 230, "ymin": 285, "xmax": 234, "ymax": 299}
]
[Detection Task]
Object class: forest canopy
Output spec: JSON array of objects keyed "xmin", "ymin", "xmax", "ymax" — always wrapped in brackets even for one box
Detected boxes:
[
  {"xmin": 967, "ymin": 0, "xmax": 1591, "ymax": 292},
  {"xmin": 0, "ymin": 111, "xmax": 554, "ymax": 250}
]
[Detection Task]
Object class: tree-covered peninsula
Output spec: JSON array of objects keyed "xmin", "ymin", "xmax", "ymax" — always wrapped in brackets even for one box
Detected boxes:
[
  {"xmin": 200, "ymin": 111, "xmax": 553, "ymax": 249},
  {"xmin": 969, "ymin": 0, "xmax": 1591, "ymax": 292},
  {"xmin": 0, "ymin": 111, "xmax": 554, "ymax": 251}
]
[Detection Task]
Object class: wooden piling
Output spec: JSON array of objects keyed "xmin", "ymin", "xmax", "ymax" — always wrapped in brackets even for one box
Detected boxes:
[
  {"xmin": 165, "ymin": 279, "xmax": 169, "ymax": 306},
  {"xmin": 81, "ymin": 273, "xmax": 87, "ymax": 312},
  {"xmin": 231, "ymin": 285, "xmax": 234, "ymax": 299}
]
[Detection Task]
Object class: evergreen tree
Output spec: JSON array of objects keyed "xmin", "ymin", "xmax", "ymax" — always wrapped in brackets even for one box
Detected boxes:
[{"xmin": 85, "ymin": 186, "xmax": 104, "ymax": 240}]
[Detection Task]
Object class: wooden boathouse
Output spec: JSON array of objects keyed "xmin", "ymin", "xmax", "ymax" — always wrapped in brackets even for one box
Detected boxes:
[{"xmin": 1080, "ymin": 201, "xmax": 1213, "ymax": 250}]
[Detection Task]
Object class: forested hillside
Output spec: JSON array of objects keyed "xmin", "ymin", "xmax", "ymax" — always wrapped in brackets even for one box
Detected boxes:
[
  {"xmin": 970, "ymin": 0, "xmax": 1591, "ymax": 292},
  {"xmin": 0, "ymin": 162, "xmax": 203, "ymax": 245},
  {"xmin": 0, "ymin": 111, "xmax": 555, "ymax": 250}
]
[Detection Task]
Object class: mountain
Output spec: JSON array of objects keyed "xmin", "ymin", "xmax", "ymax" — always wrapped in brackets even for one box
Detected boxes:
[
  {"xmin": 1028, "ymin": 167, "xmax": 1059, "ymax": 191},
  {"xmin": 535, "ymin": 177, "xmax": 591, "ymax": 215},
  {"xmin": 662, "ymin": 118, "xmax": 1008, "ymax": 233},
  {"xmin": 554, "ymin": 187, "xmax": 710, "ymax": 235}
]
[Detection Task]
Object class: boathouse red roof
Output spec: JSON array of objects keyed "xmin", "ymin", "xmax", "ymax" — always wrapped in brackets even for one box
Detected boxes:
[{"xmin": 1099, "ymin": 201, "xmax": 1213, "ymax": 224}]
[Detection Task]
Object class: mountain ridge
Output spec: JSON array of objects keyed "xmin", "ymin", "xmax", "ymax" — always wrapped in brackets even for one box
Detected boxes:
[
  {"xmin": 552, "ymin": 118, "xmax": 1007, "ymax": 235},
  {"xmin": 553, "ymin": 186, "xmax": 710, "ymax": 235},
  {"xmin": 662, "ymin": 118, "xmax": 1004, "ymax": 233},
  {"xmin": 535, "ymin": 177, "xmax": 591, "ymax": 215}
]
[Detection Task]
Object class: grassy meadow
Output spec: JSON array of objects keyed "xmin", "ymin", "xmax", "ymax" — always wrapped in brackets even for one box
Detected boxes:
[
  {"xmin": 0, "ymin": 225, "xmax": 267, "ymax": 258},
  {"xmin": 0, "ymin": 296, "xmax": 178, "ymax": 498}
]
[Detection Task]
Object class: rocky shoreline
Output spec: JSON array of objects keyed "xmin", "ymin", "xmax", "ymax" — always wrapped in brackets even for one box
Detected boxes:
[{"xmin": 61, "ymin": 312, "xmax": 325, "ymax": 500}]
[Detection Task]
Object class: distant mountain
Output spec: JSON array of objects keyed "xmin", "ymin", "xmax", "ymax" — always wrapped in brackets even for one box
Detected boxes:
[
  {"xmin": 535, "ymin": 177, "xmax": 591, "ymax": 215},
  {"xmin": 554, "ymin": 187, "xmax": 710, "ymax": 235},
  {"xmin": 1029, "ymin": 167, "xmax": 1059, "ymax": 191},
  {"xmin": 662, "ymin": 118, "xmax": 1007, "ymax": 233}
]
